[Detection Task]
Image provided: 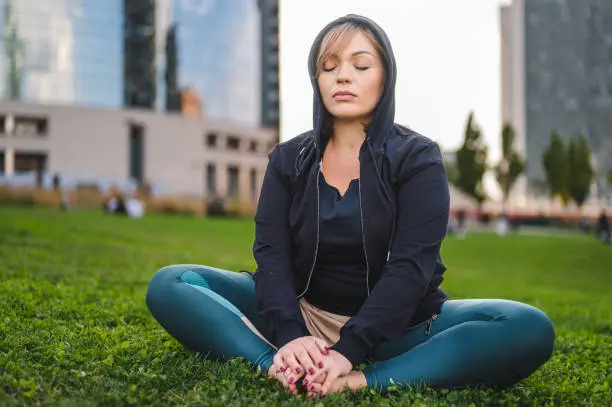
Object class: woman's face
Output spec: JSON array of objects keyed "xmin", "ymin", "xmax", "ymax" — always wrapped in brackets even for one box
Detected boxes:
[{"xmin": 317, "ymin": 31, "xmax": 384, "ymax": 123}]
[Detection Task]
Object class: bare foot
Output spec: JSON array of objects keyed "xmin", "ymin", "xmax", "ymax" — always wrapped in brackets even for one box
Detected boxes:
[{"xmin": 307, "ymin": 371, "xmax": 367, "ymax": 397}]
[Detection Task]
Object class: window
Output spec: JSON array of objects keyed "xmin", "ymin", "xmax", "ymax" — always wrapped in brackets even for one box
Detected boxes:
[
  {"xmin": 249, "ymin": 140, "xmax": 258, "ymax": 153},
  {"xmin": 13, "ymin": 116, "xmax": 48, "ymax": 137},
  {"xmin": 206, "ymin": 132, "xmax": 218, "ymax": 147},
  {"xmin": 228, "ymin": 166, "xmax": 239, "ymax": 197},
  {"xmin": 227, "ymin": 136, "xmax": 240, "ymax": 151},
  {"xmin": 0, "ymin": 151, "xmax": 4, "ymax": 174},
  {"xmin": 14, "ymin": 152, "xmax": 47, "ymax": 186},
  {"xmin": 129, "ymin": 123, "xmax": 145, "ymax": 184},
  {"xmin": 0, "ymin": 117, "xmax": 5, "ymax": 135},
  {"xmin": 206, "ymin": 163, "xmax": 217, "ymax": 196}
]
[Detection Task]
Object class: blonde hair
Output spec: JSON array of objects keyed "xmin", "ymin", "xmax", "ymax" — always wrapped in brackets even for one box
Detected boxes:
[{"xmin": 315, "ymin": 22, "xmax": 386, "ymax": 77}]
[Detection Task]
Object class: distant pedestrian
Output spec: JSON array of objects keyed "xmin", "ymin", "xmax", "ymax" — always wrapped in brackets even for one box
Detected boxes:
[{"xmin": 598, "ymin": 210, "xmax": 610, "ymax": 244}]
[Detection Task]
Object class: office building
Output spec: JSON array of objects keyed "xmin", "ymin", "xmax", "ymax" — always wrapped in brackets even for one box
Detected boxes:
[
  {"xmin": 258, "ymin": 0, "xmax": 279, "ymax": 138},
  {"xmin": 0, "ymin": 0, "xmax": 271, "ymax": 204},
  {"xmin": 0, "ymin": 101, "xmax": 274, "ymax": 201},
  {"xmin": 501, "ymin": 0, "xmax": 612, "ymax": 199},
  {"xmin": 0, "ymin": 0, "xmax": 261, "ymax": 126}
]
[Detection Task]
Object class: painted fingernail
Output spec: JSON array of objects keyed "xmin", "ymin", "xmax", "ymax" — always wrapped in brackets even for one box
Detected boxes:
[
  {"xmin": 318, "ymin": 361, "xmax": 324, "ymax": 368},
  {"xmin": 296, "ymin": 367, "xmax": 301, "ymax": 374},
  {"xmin": 280, "ymin": 366, "xmax": 285, "ymax": 372},
  {"xmin": 288, "ymin": 377, "xmax": 294, "ymax": 384},
  {"xmin": 310, "ymin": 385, "xmax": 315, "ymax": 391},
  {"xmin": 308, "ymin": 367, "xmax": 315, "ymax": 375},
  {"xmin": 303, "ymin": 379, "xmax": 309, "ymax": 385}
]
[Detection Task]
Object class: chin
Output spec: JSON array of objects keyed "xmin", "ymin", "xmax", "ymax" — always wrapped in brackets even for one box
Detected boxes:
[{"xmin": 328, "ymin": 106, "xmax": 370, "ymax": 121}]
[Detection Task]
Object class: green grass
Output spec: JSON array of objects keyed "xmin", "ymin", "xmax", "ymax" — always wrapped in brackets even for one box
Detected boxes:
[{"xmin": 0, "ymin": 206, "xmax": 610, "ymax": 406}]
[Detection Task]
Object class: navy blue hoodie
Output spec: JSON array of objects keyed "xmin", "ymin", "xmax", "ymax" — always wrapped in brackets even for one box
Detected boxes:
[{"xmin": 252, "ymin": 14, "xmax": 450, "ymax": 367}]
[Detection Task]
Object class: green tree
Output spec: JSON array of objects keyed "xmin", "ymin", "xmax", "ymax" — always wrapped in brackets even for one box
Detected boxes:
[
  {"xmin": 455, "ymin": 112, "xmax": 488, "ymax": 204},
  {"xmin": 444, "ymin": 161, "xmax": 459, "ymax": 186},
  {"xmin": 567, "ymin": 136, "xmax": 594, "ymax": 207},
  {"xmin": 542, "ymin": 131, "xmax": 570, "ymax": 206},
  {"xmin": 495, "ymin": 123, "xmax": 525, "ymax": 205}
]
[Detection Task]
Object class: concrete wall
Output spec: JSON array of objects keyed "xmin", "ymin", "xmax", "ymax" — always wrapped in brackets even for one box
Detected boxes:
[{"xmin": 0, "ymin": 102, "xmax": 274, "ymax": 203}]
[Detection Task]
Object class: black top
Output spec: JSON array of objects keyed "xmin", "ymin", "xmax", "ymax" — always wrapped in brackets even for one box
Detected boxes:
[{"xmin": 305, "ymin": 174, "xmax": 368, "ymax": 316}]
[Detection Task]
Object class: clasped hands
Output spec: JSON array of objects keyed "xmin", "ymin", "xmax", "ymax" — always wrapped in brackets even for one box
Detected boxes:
[{"xmin": 269, "ymin": 336, "xmax": 352, "ymax": 398}]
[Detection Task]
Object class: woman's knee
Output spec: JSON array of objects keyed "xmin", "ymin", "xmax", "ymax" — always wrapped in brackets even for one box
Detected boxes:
[
  {"xmin": 504, "ymin": 301, "xmax": 555, "ymax": 362},
  {"xmin": 145, "ymin": 264, "xmax": 197, "ymax": 312}
]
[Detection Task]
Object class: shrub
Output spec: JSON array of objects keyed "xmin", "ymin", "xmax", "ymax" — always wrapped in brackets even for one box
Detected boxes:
[{"xmin": 147, "ymin": 196, "xmax": 206, "ymax": 217}]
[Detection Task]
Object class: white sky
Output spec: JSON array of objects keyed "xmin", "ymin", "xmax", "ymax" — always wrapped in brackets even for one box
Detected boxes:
[{"xmin": 280, "ymin": 0, "xmax": 512, "ymax": 197}]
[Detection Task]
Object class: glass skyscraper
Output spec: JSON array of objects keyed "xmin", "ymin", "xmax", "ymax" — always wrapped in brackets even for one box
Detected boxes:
[{"xmin": 0, "ymin": 0, "xmax": 260, "ymax": 126}]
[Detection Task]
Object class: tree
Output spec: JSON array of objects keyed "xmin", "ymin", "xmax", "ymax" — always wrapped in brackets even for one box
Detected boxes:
[
  {"xmin": 444, "ymin": 161, "xmax": 459, "ymax": 186},
  {"xmin": 607, "ymin": 169, "xmax": 612, "ymax": 186},
  {"xmin": 542, "ymin": 131, "xmax": 570, "ymax": 206},
  {"xmin": 455, "ymin": 112, "xmax": 488, "ymax": 204},
  {"xmin": 495, "ymin": 123, "xmax": 525, "ymax": 205},
  {"xmin": 567, "ymin": 136, "xmax": 594, "ymax": 207}
]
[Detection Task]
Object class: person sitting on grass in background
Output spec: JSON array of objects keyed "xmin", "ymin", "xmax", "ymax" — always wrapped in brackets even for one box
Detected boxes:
[{"xmin": 145, "ymin": 14, "xmax": 555, "ymax": 398}]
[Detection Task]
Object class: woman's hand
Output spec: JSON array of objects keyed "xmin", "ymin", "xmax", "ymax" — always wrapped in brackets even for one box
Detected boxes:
[
  {"xmin": 301, "ymin": 349, "xmax": 352, "ymax": 396},
  {"xmin": 271, "ymin": 336, "xmax": 329, "ymax": 391}
]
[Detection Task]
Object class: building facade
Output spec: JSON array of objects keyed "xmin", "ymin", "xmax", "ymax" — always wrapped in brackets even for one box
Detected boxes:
[
  {"xmin": 0, "ymin": 0, "xmax": 261, "ymax": 126},
  {"xmin": 258, "ymin": 0, "xmax": 279, "ymax": 134},
  {"xmin": 0, "ymin": 101, "xmax": 274, "ymax": 202},
  {"xmin": 501, "ymin": 0, "xmax": 612, "ymax": 199}
]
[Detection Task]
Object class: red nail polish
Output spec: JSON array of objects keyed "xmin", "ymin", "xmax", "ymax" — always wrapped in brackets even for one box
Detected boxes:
[
  {"xmin": 280, "ymin": 366, "xmax": 285, "ymax": 372},
  {"xmin": 303, "ymin": 379, "xmax": 309, "ymax": 385},
  {"xmin": 288, "ymin": 377, "xmax": 294, "ymax": 384},
  {"xmin": 308, "ymin": 367, "xmax": 315, "ymax": 375},
  {"xmin": 318, "ymin": 361, "xmax": 323, "ymax": 368},
  {"xmin": 310, "ymin": 385, "xmax": 315, "ymax": 391},
  {"xmin": 296, "ymin": 367, "xmax": 301, "ymax": 374}
]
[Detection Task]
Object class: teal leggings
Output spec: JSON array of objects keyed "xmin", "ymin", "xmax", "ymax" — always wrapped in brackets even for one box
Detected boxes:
[{"xmin": 145, "ymin": 265, "xmax": 555, "ymax": 391}]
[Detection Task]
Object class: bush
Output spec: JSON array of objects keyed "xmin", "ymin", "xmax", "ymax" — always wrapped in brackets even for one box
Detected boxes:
[
  {"xmin": 0, "ymin": 186, "xmax": 62, "ymax": 208},
  {"xmin": 69, "ymin": 183, "xmax": 103, "ymax": 209},
  {"xmin": 0, "ymin": 186, "xmax": 12, "ymax": 204},
  {"xmin": 225, "ymin": 198, "xmax": 256, "ymax": 218},
  {"xmin": 147, "ymin": 196, "xmax": 206, "ymax": 217}
]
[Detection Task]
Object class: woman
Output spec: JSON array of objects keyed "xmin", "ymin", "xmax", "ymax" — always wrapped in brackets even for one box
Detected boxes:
[{"xmin": 146, "ymin": 14, "xmax": 555, "ymax": 398}]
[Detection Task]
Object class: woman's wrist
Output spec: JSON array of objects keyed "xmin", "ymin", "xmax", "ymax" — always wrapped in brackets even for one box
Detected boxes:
[{"xmin": 329, "ymin": 331, "xmax": 369, "ymax": 368}]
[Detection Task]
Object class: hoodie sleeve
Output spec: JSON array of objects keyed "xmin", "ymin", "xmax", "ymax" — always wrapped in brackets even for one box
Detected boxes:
[
  {"xmin": 253, "ymin": 146, "xmax": 309, "ymax": 348},
  {"xmin": 330, "ymin": 142, "xmax": 450, "ymax": 366}
]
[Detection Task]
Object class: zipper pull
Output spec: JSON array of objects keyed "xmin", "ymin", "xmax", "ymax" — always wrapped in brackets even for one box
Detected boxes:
[{"xmin": 426, "ymin": 314, "xmax": 438, "ymax": 336}]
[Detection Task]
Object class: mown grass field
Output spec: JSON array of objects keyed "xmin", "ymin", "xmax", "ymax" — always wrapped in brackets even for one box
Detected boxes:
[{"xmin": 0, "ymin": 206, "xmax": 610, "ymax": 406}]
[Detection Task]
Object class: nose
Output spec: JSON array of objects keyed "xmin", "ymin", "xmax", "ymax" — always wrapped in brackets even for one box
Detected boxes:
[{"xmin": 336, "ymin": 62, "xmax": 352, "ymax": 84}]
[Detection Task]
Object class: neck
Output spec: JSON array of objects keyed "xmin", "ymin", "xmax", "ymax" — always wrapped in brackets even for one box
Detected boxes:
[{"xmin": 329, "ymin": 119, "xmax": 367, "ymax": 152}]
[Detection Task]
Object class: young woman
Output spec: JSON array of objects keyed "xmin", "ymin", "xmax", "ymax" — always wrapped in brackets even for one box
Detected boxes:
[{"xmin": 146, "ymin": 14, "xmax": 555, "ymax": 398}]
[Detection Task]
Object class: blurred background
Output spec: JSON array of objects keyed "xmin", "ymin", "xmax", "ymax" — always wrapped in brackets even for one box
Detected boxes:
[{"xmin": 0, "ymin": 0, "xmax": 610, "ymax": 233}]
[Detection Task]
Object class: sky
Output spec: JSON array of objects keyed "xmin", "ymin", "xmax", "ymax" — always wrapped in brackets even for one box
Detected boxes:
[{"xmin": 280, "ymin": 0, "xmax": 512, "ymax": 197}]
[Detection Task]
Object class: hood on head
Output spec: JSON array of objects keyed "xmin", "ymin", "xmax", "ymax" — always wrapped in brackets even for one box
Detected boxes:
[{"xmin": 307, "ymin": 14, "xmax": 397, "ymax": 156}]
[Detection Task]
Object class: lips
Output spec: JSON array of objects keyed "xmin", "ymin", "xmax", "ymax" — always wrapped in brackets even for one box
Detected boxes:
[{"xmin": 332, "ymin": 90, "xmax": 356, "ymax": 101}]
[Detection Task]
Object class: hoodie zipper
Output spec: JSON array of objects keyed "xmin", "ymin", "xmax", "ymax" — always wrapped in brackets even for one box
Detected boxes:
[
  {"xmin": 359, "ymin": 141, "xmax": 371, "ymax": 296},
  {"xmin": 296, "ymin": 162, "xmax": 321, "ymax": 299}
]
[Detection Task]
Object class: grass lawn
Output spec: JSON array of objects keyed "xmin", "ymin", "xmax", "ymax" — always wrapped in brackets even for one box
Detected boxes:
[{"xmin": 0, "ymin": 206, "xmax": 610, "ymax": 406}]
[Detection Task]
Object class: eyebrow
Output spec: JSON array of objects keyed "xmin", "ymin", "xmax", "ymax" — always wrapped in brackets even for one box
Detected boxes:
[
  {"xmin": 351, "ymin": 51, "xmax": 374, "ymax": 57},
  {"xmin": 324, "ymin": 50, "xmax": 376, "ymax": 62}
]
